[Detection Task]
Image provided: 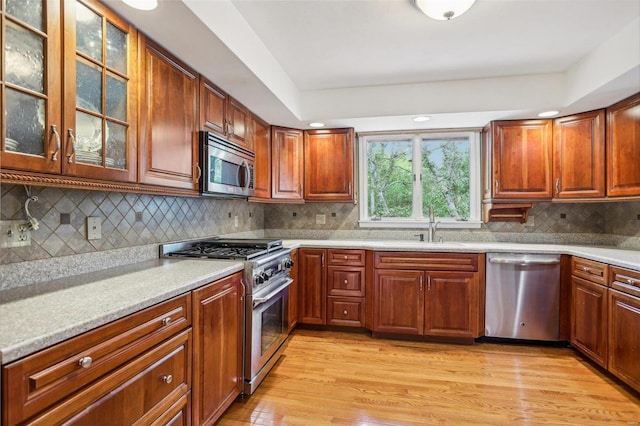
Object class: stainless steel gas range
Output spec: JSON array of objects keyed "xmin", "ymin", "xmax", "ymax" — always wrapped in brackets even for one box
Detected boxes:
[{"xmin": 160, "ymin": 238, "xmax": 293, "ymax": 395}]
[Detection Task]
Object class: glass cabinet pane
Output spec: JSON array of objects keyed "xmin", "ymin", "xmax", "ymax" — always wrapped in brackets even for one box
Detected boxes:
[
  {"xmin": 76, "ymin": 59, "xmax": 102, "ymax": 113},
  {"xmin": 106, "ymin": 23, "xmax": 127, "ymax": 74},
  {"xmin": 106, "ymin": 122, "xmax": 127, "ymax": 169},
  {"xmin": 5, "ymin": 88, "xmax": 45, "ymax": 156},
  {"xmin": 6, "ymin": 0, "xmax": 43, "ymax": 31},
  {"xmin": 76, "ymin": 2, "xmax": 102, "ymax": 62},
  {"xmin": 75, "ymin": 110, "xmax": 102, "ymax": 165},
  {"xmin": 106, "ymin": 73, "xmax": 126, "ymax": 121},
  {"xmin": 5, "ymin": 22, "xmax": 44, "ymax": 93}
]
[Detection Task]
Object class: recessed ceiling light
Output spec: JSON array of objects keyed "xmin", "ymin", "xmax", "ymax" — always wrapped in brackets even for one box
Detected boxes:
[
  {"xmin": 309, "ymin": 122, "xmax": 325, "ymax": 128},
  {"xmin": 538, "ymin": 110, "xmax": 559, "ymax": 118},
  {"xmin": 123, "ymin": 0, "xmax": 158, "ymax": 11},
  {"xmin": 412, "ymin": 116, "xmax": 431, "ymax": 122}
]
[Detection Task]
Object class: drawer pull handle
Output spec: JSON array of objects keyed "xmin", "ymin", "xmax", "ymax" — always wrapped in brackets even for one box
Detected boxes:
[
  {"xmin": 343, "ymin": 310, "xmax": 348, "ymax": 315},
  {"xmin": 162, "ymin": 317, "xmax": 172, "ymax": 326},
  {"xmin": 162, "ymin": 375, "xmax": 173, "ymax": 384},
  {"xmin": 78, "ymin": 356, "xmax": 93, "ymax": 369}
]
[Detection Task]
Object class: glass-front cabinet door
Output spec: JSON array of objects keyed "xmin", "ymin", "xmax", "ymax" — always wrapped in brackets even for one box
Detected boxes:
[
  {"xmin": 1, "ymin": 0, "xmax": 63, "ymax": 174},
  {"xmin": 63, "ymin": 0, "xmax": 137, "ymax": 182}
]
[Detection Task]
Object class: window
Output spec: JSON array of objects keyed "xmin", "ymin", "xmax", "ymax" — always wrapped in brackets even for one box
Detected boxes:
[{"xmin": 358, "ymin": 131, "xmax": 481, "ymax": 228}]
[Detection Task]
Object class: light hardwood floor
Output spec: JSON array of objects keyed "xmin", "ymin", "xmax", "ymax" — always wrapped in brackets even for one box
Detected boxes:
[{"xmin": 219, "ymin": 329, "xmax": 640, "ymax": 425}]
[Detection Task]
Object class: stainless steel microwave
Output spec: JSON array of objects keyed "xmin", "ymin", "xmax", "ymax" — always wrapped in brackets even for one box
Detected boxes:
[{"xmin": 199, "ymin": 131, "xmax": 255, "ymax": 198}]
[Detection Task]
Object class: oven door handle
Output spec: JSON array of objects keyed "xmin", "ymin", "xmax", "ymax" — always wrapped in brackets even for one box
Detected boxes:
[{"xmin": 253, "ymin": 278, "xmax": 293, "ymax": 308}]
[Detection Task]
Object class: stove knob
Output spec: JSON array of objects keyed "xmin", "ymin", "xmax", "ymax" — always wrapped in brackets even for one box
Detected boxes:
[
  {"xmin": 283, "ymin": 259, "xmax": 294, "ymax": 269},
  {"xmin": 254, "ymin": 274, "xmax": 264, "ymax": 285},
  {"xmin": 260, "ymin": 271, "xmax": 270, "ymax": 282}
]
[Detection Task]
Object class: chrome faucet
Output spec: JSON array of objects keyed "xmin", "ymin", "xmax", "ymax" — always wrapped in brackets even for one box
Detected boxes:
[{"xmin": 427, "ymin": 206, "xmax": 440, "ymax": 243}]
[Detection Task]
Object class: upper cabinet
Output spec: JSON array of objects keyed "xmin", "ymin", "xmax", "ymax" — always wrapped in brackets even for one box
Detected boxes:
[
  {"xmin": 2, "ymin": 0, "xmax": 137, "ymax": 183},
  {"xmin": 138, "ymin": 35, "xmax": 198, "ymax": 191},
  {"xmin": 489, "ymin": 120, "xmax": 553, "ymax": 199},
  {"xmin": 251, "ymin": 114, "xmax": 271, "ymax": 200},
  {"xmin": 607, "ymin": 93, "xmax": 640, "ymax": 198},
  {"xmin": 553, "ymin": 110, "xmax": 605, "ymax": 198},
  {"xmin": 271, "ymin": 126, "xmax": 304, "ymax": 201},
  {"xmin": 304, "ymin": 128, "xmax": 355, "ymax": 203},
  {"xmin": 199, "ymin": 78, "xmax": 250, "ymax": 151}
]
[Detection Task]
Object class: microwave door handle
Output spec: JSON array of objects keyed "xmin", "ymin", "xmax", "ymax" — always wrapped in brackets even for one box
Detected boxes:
[
  {"xmin": 244, "ymin": 161, "xmax": 251, "ymax": 189},
  {"xmin": 238, "ymin": 160, "xmax": 250, "ymax": 190}
]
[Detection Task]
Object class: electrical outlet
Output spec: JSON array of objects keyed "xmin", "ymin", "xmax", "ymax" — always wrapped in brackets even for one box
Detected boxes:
[
  {"xmin": 86, "ymin": 217, "xmax": 102, "ymax": 240},
  {"xmin": 0, "ymin": 220, "xmax": 32, "ymax": 248},
  {"xmin": 524, "ymin": 216, "xmax": 535, "ymax": 227},
  {"xmin": 315, "ymin": 214, "xmax": 326, "ymax": 225},
  {"xmin": 234, "ymin": 215, "xmax": 239, "ymax": 227}
]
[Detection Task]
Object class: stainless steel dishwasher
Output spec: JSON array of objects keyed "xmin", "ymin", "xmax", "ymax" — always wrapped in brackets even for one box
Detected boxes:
[{"xmin": 485, "ymin": 253, "xmax": 562, "ymax": 341}]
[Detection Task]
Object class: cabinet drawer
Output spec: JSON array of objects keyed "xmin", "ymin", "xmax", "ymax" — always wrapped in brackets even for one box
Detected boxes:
[
  {"xmin": 327, "ymin": 267, "xmax": 365, "ymax": 297},
  {"xmin": 327, "ymin": 297, "xmax": 365, "ymax": 327},
  {"xmin": 327, "ymin": 249, "xmax": 365, "ymax": 266},
  {"xmin": 374, "ymin": 252, "xmax": 478, "ymax": 271},
  {"xmin": 610, "ymin": 266, "xmax": 640, "ymax": 298},
  {"xmin": 571, "ymin": 257, "xmax": 608, "ymax": 285},
  {"xmin": 27, "ymin": 329, "xmax": 192, "ymax": 425},
  {"xmin": 2, "ymin": 294, "xmax": 191, "ymax": 426}
]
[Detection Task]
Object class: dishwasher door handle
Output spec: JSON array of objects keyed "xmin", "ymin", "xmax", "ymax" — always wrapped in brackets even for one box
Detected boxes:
[{"xmin": 488, "ymin": 257, "xmax": 560, "ymax": 265}]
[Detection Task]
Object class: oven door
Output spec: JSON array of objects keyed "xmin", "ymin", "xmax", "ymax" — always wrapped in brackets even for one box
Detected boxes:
[{"xmin": 246, "ymin": 277, "xmax": 292, "ymax": 393}]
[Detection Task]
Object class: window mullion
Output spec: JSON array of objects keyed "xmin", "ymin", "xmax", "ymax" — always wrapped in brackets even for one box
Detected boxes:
[{"xmin": 412, "ymin": 135, "xmax": 422, "ymax": 220}]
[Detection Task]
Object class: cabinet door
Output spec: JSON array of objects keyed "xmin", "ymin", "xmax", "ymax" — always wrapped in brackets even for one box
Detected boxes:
[
  {"xmin": 251, "ymin": 115, "xmax": 271, "ymax": 199},
  {"xmin": 571, "ymin": 276, "xmax": 608, "ymax": 367},
  {"xmin": 62, "ymin": 0, "xmax": 137, "ymax": 182},
  {"xmin": 608, "ymin": 289, "xmax": 640, "ymax": 393},
  {"xmin": 288, "ymin": 249, "xmax": 299, "ymax": 333},
  {"xmin": 271, "ymin": 126, "xmax": 304, "ymax": 200},
  {"xmin": 492, "ymin": 120, "xmax": 552, "ymax": 199},
  {"xmin": 192, "ymin": 272, "xmax": 243, "ymax": 425},
  {"xmin": 200, "ymin": 77, "xmax": 227, "ymax": 136},
  {"xmin": 1, "ymin": 0, "xmax": 62, "ymax": 174},
  {"xmin": 227, "ymin": 97, "xmax": 249, "ymax": 149},
  {"xmin": 373, "ymin": 270, "xmax": 424, "ymax": 335},
  {"xmin": 607, "ymin": 93, "xmax": 640, "ymax": 197},
  {"xmin": 424, "ymin": 271, "xmax": 479, "ymax": 338},
  {"xmin": 553, "ymin": 110, "xmax": 605, "ymax": 198},
  {"xmin": 138, "ymin": 35, "xmax": 198, "ymax": 191},
  {"xmin": 304, "ymin": 128, "xmax": 354, "ymax": 202},
  {"xmin": 298, "ymin": 248, "xmax": 326, "ymax": 325}
]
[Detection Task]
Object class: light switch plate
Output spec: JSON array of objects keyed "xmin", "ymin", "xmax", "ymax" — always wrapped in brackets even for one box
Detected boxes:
[
  {"xmin": 0, "ymin": 220, "xmax": 31, "ymax": 248},
  {"xmin": 315, "ymin": 214, "xmax": 326, "ymax": 225},
  {"xmin": 86, "ymin": 217, "xmax": 102, "ymax": 240}
]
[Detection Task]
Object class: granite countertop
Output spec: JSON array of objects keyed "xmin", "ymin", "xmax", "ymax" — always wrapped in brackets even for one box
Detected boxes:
[
  {"xmin": 0, "ymin": 259, "xmax": 243, "ymax": 365},
  {"xmin": 283, "ymin": 240, "xmax": 640, "ymax": 271}
]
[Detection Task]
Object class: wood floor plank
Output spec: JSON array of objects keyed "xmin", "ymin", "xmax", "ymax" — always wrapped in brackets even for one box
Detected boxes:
[{"xmin": 218, "ymin": 329, "xmax": 640, "ymax": 425}]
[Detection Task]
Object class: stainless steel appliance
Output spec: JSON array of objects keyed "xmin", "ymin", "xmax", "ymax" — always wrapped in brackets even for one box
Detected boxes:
[
  {"xmin": 485, "ymin": 253, "xmax": 561, "ymax": 341},
  {"xmin": 160, "ymin": 238, "xmax": 293, "ymax": 394},
  {"xmin": 199, "ymin": 131, "xmax": 255, "ymax": 198}
]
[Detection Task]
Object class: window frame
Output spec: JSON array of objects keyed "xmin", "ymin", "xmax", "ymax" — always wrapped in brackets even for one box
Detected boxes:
[{"xmin": 358, "ymin": 130, "xmax": 482, "ymax": 229}]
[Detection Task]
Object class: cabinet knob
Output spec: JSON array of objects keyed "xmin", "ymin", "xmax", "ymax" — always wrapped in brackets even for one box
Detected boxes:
[
  {"xmin": 162, "ymin": 317, "xmax": 172, "ymax": 326},
  {"xmin": 344, "ymin": 256, "xmax": 348, "ymax": 260},
  {"xmin": 344, "ymin": 279, "xmax": 348, "ymax": 284},
  {"xmin": 628, "ymin": 278, "xmax": 636, "ymax": 285},
  {"xmin": 161, "ymin": 374, "xmax": 173, "ymax": 384},
  {"xmin": 78, "ymin": 356, "xmax": 93, "ymax": 369},
  {"xmin": 583, "ymin": 267, "xmax": 589, "ymax": 273},
  {"xmin": 343, "ymin": 310, "xmax": 348, "ymax": 315}
]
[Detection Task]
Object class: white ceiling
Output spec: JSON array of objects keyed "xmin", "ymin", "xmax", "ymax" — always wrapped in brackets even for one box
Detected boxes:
[{"xmin": 107, "ymin": 0, "xmax": 640, "ymax": 131}]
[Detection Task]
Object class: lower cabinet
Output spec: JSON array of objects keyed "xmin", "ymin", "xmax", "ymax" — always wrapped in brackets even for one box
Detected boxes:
[
  {"xmin": 570, "ymin": 275, "xmax": 608, "ymax": 367},
  {"xmin": 298, "ymin": 248, "xmax": 326, "ymax": 325},
  {"xmin": 192, "ymin": 272, "xmax": 243, "ymax": 425}
]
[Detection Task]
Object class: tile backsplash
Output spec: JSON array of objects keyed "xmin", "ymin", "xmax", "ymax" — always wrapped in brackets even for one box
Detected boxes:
[{"xmin": 0, "ymin": 184, "xmax": 264, "ymax": 265}]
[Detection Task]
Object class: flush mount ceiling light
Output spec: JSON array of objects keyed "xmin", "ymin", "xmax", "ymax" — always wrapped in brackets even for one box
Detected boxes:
[
  {"xmin": 309, "ymin": 122, "xmax": 325, "ymax": 128},
  {"xmin": 538, "ymin": 110, "xmax": 560, "ymax": 118},
  {"xmin": 412, "ymin": 115, "xmax": 431, "ymax": 122},
  {"xmin": 122, "ymin": 0, "xmax": 158, "ymax": 11},
  {"xmin": 413, "ymin": 0, "xmax": 476, "ymax": 20}
]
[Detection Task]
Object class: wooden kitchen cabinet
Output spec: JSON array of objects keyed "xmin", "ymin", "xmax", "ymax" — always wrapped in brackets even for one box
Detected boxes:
[
  {"xmin": 552, "ymin": 110, "xmax": 605, "ymax": 198},
  {"xmin": 608, "ymin": 266, "xmax": 640, "ymax": 392},
  {"xmin": 192, "ymin": 272, "xmax": 243, "ymax": 425},
  {"xmin": 326, "ymin": 249, "xmax": 366, "ymax": 327},
  {"xmin": 2, "ymin": 294, "xmax": 191, "ymax": 425},
  {"xmin": 570, "ymin": 275, "xmax": 608, "ymax": 367},
  {"xmin": 2, "ymin": 0, "xmax": 137, "ymax": 182},
  {"xmin": 424, "ymin": 271, "xmax": 480, "ymax": 338},
  {"xmin": 288, "ymin": 249, "xmax": 300, "ymax": 333},
  {"xmin": 304, "ymin": 128, "xmax": 355, "ymax": 202},
  {"xmin": 271, "ymin": 126, "xmax": 304, "ymax": 201},
  {"xmin": 490, "ymin": 120, "xmax": 553, "ymax": 199},
  {"xmin": 251, "ymin": 114, "xmax": 272, "ymax": 200},
  {"xmin": 373, "ymin": 269, "xmax": 424, "ymax": 335},
  {"xmin": 199, "ymin": 78, "xmax": 250, "ymax": 150},
  {"xmin": 606, "ymin": 92, "xmax": 640, "ymax": 197},
  {"xmin": 298, "ymin": 248, "xmax": 326, "ymax": 325},
  {"xmin": 138, "ymin": 34, "xmax": 199, "ymax": 191}
]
